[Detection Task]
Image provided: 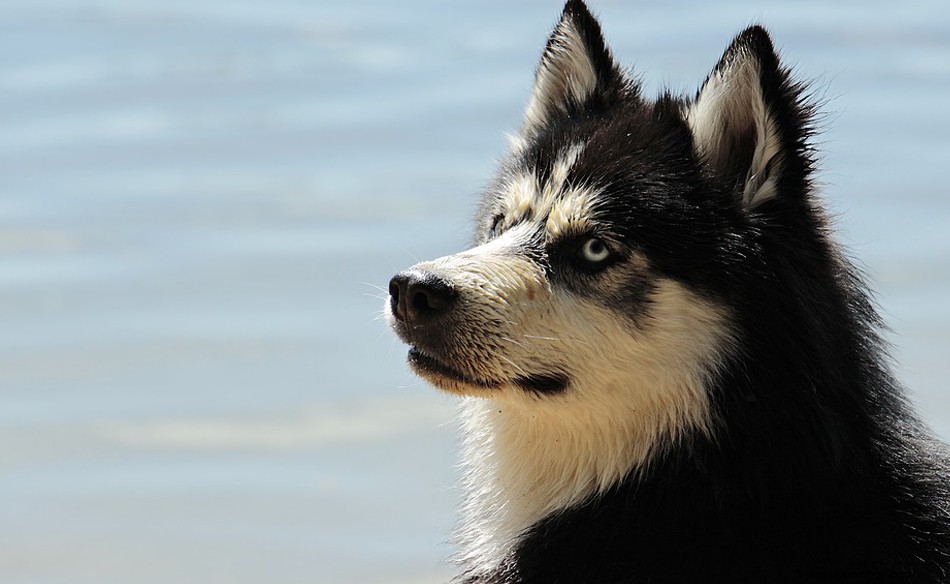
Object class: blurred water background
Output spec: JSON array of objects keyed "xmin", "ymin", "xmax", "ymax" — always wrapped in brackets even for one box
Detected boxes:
[{"xmin": 0, "ymin": 1, "xmax": 948, "ymax": 583}]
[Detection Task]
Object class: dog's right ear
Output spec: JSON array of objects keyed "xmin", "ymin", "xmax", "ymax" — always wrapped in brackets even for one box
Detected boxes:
[{"xmin": 521, "ymin": 0, "xmax": 622, "ymax": 136}]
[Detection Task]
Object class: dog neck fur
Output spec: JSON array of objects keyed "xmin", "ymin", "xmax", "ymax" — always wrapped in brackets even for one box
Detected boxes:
[{"xmin": 454, "ymin": 282, "xmax": 733, "ymax": 575}]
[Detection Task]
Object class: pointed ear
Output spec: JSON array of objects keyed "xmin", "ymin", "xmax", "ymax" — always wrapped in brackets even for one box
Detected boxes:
[
  {"xmin": 687, "ymin": 26, "xmax": 812, "ymax": 211},
  {"xmin": 522, "ymin": 0, "xmax": 621, "ymax": 135}
]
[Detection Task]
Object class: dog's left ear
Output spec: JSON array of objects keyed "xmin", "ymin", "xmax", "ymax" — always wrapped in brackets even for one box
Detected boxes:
[
  {"xmin": 522, "ymin": 0, "xmax": 623, "ymax": 136},
  {"xmin": 687, "ymin": 26, "xmax": 812, "ymax": 211}
]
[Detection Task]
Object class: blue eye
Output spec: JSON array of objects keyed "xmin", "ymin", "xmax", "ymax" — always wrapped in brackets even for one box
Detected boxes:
[{"xmin": 579, "ymin": 237, "xmax": 610, "ymax": 263}]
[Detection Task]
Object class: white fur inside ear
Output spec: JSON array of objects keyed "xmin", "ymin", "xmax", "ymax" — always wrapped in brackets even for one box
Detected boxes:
[
  {"xmin": 524, "ymin": 19, "xmax": 599, "ymax": 134},
  {"xmin": 687, "ymin": 54, "xmax": 783, "ymax": 209}
]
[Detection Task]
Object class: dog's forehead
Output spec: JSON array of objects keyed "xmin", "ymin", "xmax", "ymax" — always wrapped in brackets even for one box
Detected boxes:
[
  {"xmin": 497, "ymin": 142, "xmax": 600, "ymax": 238},
  {"xmin": 491, "ymin": 100, "xmax": 695, "ymax": 239}
]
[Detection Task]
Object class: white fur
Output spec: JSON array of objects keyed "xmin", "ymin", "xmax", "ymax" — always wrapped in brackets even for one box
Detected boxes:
[
  {"xmin": 686, "ymin": 51, "xmax": 783, "ymax": 208},
  {"xmin": 546, "ymin": 185, "xmax": 595, "ymax": 240}
]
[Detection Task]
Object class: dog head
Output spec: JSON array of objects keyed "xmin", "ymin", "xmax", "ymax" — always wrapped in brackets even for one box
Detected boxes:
[{"xmin": 386, "ymin": 0, "xmax": 814, "ymax": 429}]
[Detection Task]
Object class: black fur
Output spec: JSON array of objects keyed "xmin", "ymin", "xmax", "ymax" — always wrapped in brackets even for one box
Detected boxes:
[{"xmin": 460, "ymin": 2, "xmax": 950, "ymax": 583}]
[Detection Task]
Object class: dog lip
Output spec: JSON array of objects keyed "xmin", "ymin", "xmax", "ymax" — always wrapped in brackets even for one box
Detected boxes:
[
  {"xmin": 407, "ymin": 347, "xmax": 500, "ymax": 388},
  {"xmin": 407, "ymin": 348, "xmax": 569, "ymax": 394},
  {"xmin": 514, "ymin": 373, "xmax": 570, "ymax": 394}
]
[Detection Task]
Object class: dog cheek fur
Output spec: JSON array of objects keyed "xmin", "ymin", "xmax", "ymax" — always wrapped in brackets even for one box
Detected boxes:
[{"xmin": 454, "ymin": 278, "xmax": 735, "ymax": 575}]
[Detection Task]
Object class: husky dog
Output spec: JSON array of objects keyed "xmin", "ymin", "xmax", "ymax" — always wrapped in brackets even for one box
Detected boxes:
[{"xmin": 386, "ymin": 1, "xmax": 950, "ymax": 581}]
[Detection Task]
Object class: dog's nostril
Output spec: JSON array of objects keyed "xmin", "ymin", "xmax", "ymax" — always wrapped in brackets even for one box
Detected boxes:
[
  {"xmin": 388, "ymin": 270, "xmax": 456, "ymax": 322},
  {"xmin": 410, "ymin": 275, "xmax": 456, "ymax": 316},
  {"xmin": 388, "ymin": 273, "xmax": 409, "ymax": 322},
  {"xmin": 411, "ymin": 290, "xmax": 432, "ymax": 313},
  {"xmin": 389, "ymin": 279, "xmax": 401, "ymax": 306}
]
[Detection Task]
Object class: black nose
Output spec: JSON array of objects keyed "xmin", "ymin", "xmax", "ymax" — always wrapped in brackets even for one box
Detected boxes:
[{"xmin": 388, "ymin": 270, "xmax": 457, "ymax": 323}]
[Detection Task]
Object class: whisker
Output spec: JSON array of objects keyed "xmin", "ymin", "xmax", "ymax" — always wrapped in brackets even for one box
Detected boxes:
[
  {"xmin": 522, "ymin": 334, "xmax": 592, "ymax": 347},
  {"xmin": 401, "ymin": 248, "xmax": 422, "ymax": 263},
  {"xmin": 363, "ymin": 292, "xmax": 389, "ymax": 302},
  {"xmin": 362, "ymin": 282, "xmax": 389, "ymax": 294},
  {"xmin": 500, "ymin": 336, "xmax": 527, "ymax": 348},
  {"xmin": 387, "ymin": 336, "xmax": 401, "ymax": 359},
  {"xmin": 498, "ymin": 354, "xmax": 529, "ymax": 377}
]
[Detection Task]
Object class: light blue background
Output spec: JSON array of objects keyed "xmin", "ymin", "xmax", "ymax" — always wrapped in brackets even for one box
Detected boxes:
[{"xmin": 1, "ymin": 1, "xmax": 948, "ymax": 583}]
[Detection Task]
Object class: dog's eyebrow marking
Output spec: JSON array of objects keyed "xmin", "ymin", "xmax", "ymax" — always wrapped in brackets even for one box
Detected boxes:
[
  {"xmin": 499, "ymin": 143, "xmax": 587, "ymax": 230},
  {"xmin": 506, "ymin": 173, "xmax": 539, "ymax": 226},
  {"xmin": 547, "ymin": 186, "xmax": 597, "ymax": 240}
]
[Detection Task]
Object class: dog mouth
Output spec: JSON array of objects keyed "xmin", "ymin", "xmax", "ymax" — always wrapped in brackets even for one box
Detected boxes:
[
  {"xmin": 407, "ymin": 347, "xmax": 569, "ymax": 395},
  {"xmin": 408, "ymin": 347, "xmax": 500, "ymax": 389}
]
